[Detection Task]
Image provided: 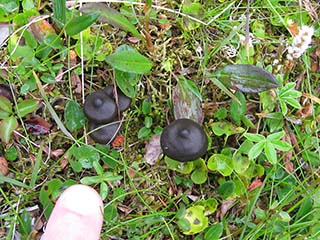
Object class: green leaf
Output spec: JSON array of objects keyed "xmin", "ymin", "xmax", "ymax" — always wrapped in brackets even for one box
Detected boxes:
[
  {"xmin": 80, "ymin": 175, "xmax": 102, "ymax": 185},
  {"xmin": 283, "ymin": 97, "xmax": 301, "ymax": 109},
  {"xmin": 0, "ymin": 96, "xmax": 12, "ymax": 113},
  {"xmin": 65, "ymin": 12, "xmax": 100, "ymax": 36},
  {"xmin": 64, "ymin": 100, "xmax": 86, "ymax": 132},
  {"xmin": 105, "ymin": 49, "xmax": 152, "ymax": 74},
  {"xmin": 69, "ymin": 158, "xmax": 82, "ymax": 172},
  {"xmin": 217, "ymin": 181, "xmax": 235, "ymax": 199},
  {"xmin": 138, "ymin": 127, "xmax": 151, "ymax": 139},
  {"xmin": 80, "ymin": 3, "xmax": 141, "ymax": 38},
  {"xmin": 211, "ymin": 121, "xmax": 245, "ymax": 137},
  {"xmin": 197, "ymin": 198, "xmax": 218, "ymax": 216},
  {"xmin": 265, "ymin": 141, "xmax": 277, "ymax": 164},
  {"xmin": 5, "ymin": 146, "xmax": 18, "ymax": 161},
  {"xmin": 183, "ymin": 78, "xmax": 202, "ymax": 101},
  {"xmin": 248, "ymin": 141, "xmax": 265, "ymax": 160},
  {"xmin": 102, "ymin": 172, "xmax": 123, "ymax": 182},
  {"xmin": 100, "ymin": 182, "xmax": 109, "ymax": 200},
  {"xmin": 191, "ymin": 159, "xmax": 207, "ymax": 184},
  {"xmin": 230, "ymin": 91, "xmax": 246, "ymax": 125},
  {"xmin": 295, "ymin": 197, "xmax": 312, "ymax": 222},
  {"xmin": 53, "ymin": 0, "xmax": 66, "ymax": 28},
  {"xmin": 142, "ymin": 99, "xmax": 152, "ymax": 115},
  {"xmin": 207, "ymin": 154, "xmax": 233, "ymax": 176},
  {"xmin": 70, "ymin": 145, "xmax": 100, "ymax": 169},
  {"xmin": 115, "ymin": 69, "xmax": 137, "ymax": 98},
  {"xmin": 93, "ymin": 160, "xmax": 104, "ymax": 176},
  {"xmin": 276, "ymin": 139, "xmax": 291, "ymax": 156},
  {"xmin": 267, "ymin": 131, "xmax": 285, "ymax": 141},
  {"xmin": 0, "ymin": 117, "xmax": 18, "ymax": 143},
  {"xmin": 165, "ymin": 156, "xmax": 194, "ymax": 174},
  {"xmin": 244, "ymin": 133, "xmax": 265, "ymax": 142},
  {"xmin": 205, "ymin": 222, "xmax": 223, "ymax": 240},
  {"xmin": 16, "ymin": 99, "xmax": 39, "ymax": 117},
  {"xmin": 104, "ymin": 204, "xmax": 118, "ymax": 224},
  {"xmin": 182, "ymin": 206, "xmax": 208, "ymax": 235},
  {"xmin": 0, "ymin": 109, "xmax": 11, "ymax": 119},
  {"xmin": 144, "ymin": 116, "xmax": 153, "ymax": 128},
  {"xmin": 233, "ymin": 155, "xmax": 250, "ymax": 174},
  {"xmin": 39, "ymin": 179, "xmax": 76, "ymax": 219},
  {"xmin": 215, "ymin": 64, "xmax": 279, "ymax": 93}
]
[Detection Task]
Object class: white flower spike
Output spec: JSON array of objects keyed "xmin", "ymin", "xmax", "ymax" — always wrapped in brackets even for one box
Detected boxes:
[{"xmin": 287, "ymin": 25, "xmax": 314, "ymax": 60}]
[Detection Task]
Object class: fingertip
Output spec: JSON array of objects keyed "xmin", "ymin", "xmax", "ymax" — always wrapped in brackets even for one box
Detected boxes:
[{"xmin": 42, "ymin": 184, "xmax": 103, "ymax": 240}]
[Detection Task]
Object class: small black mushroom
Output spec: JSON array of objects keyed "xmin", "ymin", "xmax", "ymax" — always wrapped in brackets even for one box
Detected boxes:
[
  {"xmin": 88, "ymin": 121, "xmax": 120, "ymax": 144},
  {"xmin": 160, "ymin": 118, "xmax": 208, "ymax": 162},
  {"xmin": 103, "ymin": 86, "xmax": 131, "ymax": 112},
  {"xmin": 84, "ymin": 90, "xmax": 116, "ymax": 123}
]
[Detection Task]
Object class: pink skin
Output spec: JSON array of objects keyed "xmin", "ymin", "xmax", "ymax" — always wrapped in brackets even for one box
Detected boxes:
[{"xmin": 42, "ymin": 184, "xmax": 104, "ymax": 240}]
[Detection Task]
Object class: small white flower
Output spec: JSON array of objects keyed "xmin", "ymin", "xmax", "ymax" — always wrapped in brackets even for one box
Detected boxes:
[
  {"xmin": 287, "ymin": 54, "xmax": 293, "ymax": 60},
  {"xmin": 286, "ymin": 25, "xmax": 314, "ymax": 60},
  {"xmin": 299, "ymin": 26, "xmax": 314, "ymax": 38}
]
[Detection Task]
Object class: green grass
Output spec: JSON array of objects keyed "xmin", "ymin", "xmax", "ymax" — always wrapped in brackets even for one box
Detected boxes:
[{"xmin": 0, "ymin": 0, "xmax": 320, "ymax": 239}]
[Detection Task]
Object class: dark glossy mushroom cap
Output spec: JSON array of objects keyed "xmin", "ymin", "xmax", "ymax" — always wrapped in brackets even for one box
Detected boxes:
[
  {"xmin": 84, "ymin": 90, "xmax": 116, "ymax": 123},
  {"xmin": 160, "ymin": 118, "xmax": 208, "ymax": 162},
  {"xmin": 88, "ymin": 121, "xmax": 120, "ymax": 144},
  {"xmin": 103, "ymin": 86, "xmax": 131, "ymax": 112}
]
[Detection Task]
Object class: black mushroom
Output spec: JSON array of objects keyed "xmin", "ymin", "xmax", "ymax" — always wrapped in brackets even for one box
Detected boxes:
[
  {"xmin": 160, "ymin": 118, "xmax": 208, "ymax": 162},
  {"xmin": 103, "ymin": 86, "xmax": 131, "ymax": 112},
  {"xmin": 88, "ymin": 121, "xmax": 120, "ymax": 144},
  {"xmin": 84, "ymin": 90, "xmax": 117, "ymax": 123}
]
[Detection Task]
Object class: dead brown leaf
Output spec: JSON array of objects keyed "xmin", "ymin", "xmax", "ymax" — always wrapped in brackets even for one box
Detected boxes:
[
  {"xmin": 144, "ymin": 134, "xmax": 162, "ymax": 165},
  {"xmin": 60, "ymin": 155, "xmax": 69, "ymax": 170},
  {"xmin": 216, "ymin": 199, "xmax": 235, "ymax": 220},
  {"xmin": 248, "ymin": 178, "xmax": 263, "ymax": 191},
  {"xmin": 296, "ymin": 102, "xmax": 313, "ymax": 118},
  {"xmin": 25, "ymin": 116, "xmax": 51, "ymax": 136},
  {"xmin": 28, "ymin": 17, "xmax": 56, "ymax": 43},
  {"xmin": 0, "ymin": 157, "xmax": 9, "ymax": 176}
]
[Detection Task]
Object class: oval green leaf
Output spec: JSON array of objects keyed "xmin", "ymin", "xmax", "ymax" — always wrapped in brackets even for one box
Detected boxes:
[
  {"xmin": 64, "ymin": 100, "xmax": 86, "ymax": 132},
  {"xmin": 105, "ymin": 50, "xmax": 152, "ymax": 74},
  {"xmin": 191, "ymin": 159, "xmax": 207, "ymax": 184},
  {"xmin": 0, "ymin": 117, "xmax": 18, "ymax": 143},
  {"xmin": 0, "ymin": 96, "xmax": 13, "ymax": 113},
  {"xmin": 16, "ymin": 99, "xmax": 39, "ymax": 117},
  {"xmin": 65, "ymin": 12, "xmax": 100, "ymax": 36},
  {"xmin": 207, "ymin": 154, "xmax": 233, "ymax": 176},
  {"xmin": 80, "ymin": 3, "xmax": 141, "ymax": 38},
  {"xmin": 216, "ymin": 64, "xmax": 279, "ymax": 93}
]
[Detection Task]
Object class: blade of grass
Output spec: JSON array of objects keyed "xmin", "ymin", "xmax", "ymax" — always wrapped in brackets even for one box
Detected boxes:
[
  {"xmin": 207, "ymin": 75, "xmax": 240, "ymax": 104},
  {"xmin": 33, "ymin": 71, "xmax": 76, "ymax": 142},
  {"xmin": 0, "ymin": 175, "xmax": 30, "ymax": 189},
  {"xmin": 30, "ymin": 142, "xmax": 43, "ymax": 188}
]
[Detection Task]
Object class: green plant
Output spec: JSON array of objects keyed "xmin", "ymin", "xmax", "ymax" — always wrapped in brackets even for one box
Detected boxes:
[
  {"xmin": 80, "ymin": 160, "xmax": 123, "ymax": 200},
  {"xmin": 276, "ymin": 82, "xmax": 302, "ymax": 115},
  {"xmin": 244, "ymin": 131, "xmax": 292, "ymax": 164},
  {"xmin": 0, "ymin": 96, "xmax": 38, "ymax": 143},
  {"xmin": 137, "ymin": 99, "xmax": 162, "ymax": 139}
]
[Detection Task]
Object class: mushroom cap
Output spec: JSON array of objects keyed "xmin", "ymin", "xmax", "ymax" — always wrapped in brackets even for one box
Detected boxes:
[
  {"xmin": 84, "ymin": 90, "xmax": 117, "ymax": 123},
  {"xmin": 103, "ymin": 86, "xmax": 131, "ymax": 112},
  {"xmin": 88, "ymin": 121, "xmax": 120, "ymax": 144},
  {"xmin": 160, "ymin": 118, "xmax": 208, "ymax": 162}
]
